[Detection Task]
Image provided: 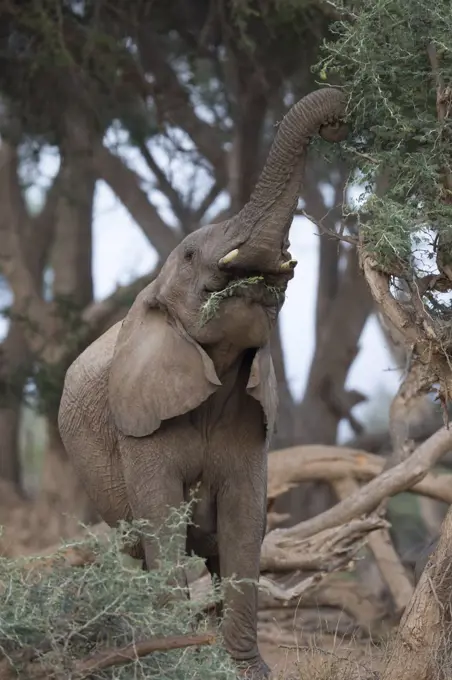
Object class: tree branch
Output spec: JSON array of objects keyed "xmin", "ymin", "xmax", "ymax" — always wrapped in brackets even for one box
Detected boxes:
[
  {"xmin": 0, "ymin": 143, "xmax": 57, "ymax": 358},
  {"xmin": 72, "ymin": 634, "xmax": 215, "ymax": 678},
  {"xmin": 295, "ymin": 246, "xmax": 373, "ymax": 443},
  {"xmin": 137, "ymin": 141, "xmax": 192, "ymax": 230},
  {"xmin": 137, "ymin": 32, "xmax": 228, "ymax": 185},
  {"xmin": 260, "ymin": 514, "xmax": 387, "ymax": 573},
  {"xmin": 81, "ymin": 268, "xmax": 161, "ymax": 337},
  {"xmin": 193, "ymin": 180, "xmax": 224, "ymax": 225},
  {"xmin": 92, "ymin": 143, "xmax": 180, "ymax": 258},
  {"xmin": 26, "ymin": 164, "xmax": 65, "ymax": 281}
]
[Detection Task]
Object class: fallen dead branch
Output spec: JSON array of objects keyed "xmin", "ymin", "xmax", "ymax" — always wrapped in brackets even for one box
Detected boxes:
[
  {"xmin": 259, "ymin": 573, "xmax": 326, "ymax": 603},
  {"xmin": 0, "ymin": 634, "xmax": 215, "ymax": 680},
  {"xmin": 279, "ymin": 426, "xmax": 452, "ymax": 542},
  {"xmin": 260, "ymin": 514, "xmax": 387, "ymax": 573},
  {"xmin": 267, "ymin": 444, "xmax": 452, "ymax": 505},
  {"xmin": 72, "ymin": 633, "xmax": 216, "ymax": 678},
  {"xmin": 332, "ymin": 476, "xmax": 414, "ymax": 613}
]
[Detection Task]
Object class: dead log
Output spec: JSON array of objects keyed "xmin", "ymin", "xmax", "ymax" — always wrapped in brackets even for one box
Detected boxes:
[
  {"xmin": 277, "ymin": 426, "xmax": 452, "ymax": 542},
  {"xmin": 268, "ymin": 444, "xmax": 452, "ymax": 505},
  {"xmin": 260, "ymin": 514, "xmax": 387, "ymax": 573}
]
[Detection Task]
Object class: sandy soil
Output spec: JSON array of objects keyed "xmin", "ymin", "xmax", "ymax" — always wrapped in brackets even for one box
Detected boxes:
[{"xmin": 259, "ymin": 628, "xmax": 385, "ymax": 679}]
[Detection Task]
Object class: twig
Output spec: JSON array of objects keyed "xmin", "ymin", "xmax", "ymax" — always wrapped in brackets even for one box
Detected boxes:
[
  {"xmin": 341, "ymin": 143, "xmax": 379, "ymax": 165},
  {"xmin": 298, "ymin": 208, "xmax": 358, "ymax": 246}
]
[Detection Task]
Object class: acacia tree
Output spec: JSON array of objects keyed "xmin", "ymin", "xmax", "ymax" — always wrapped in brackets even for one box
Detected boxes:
[
  {"xmin": 0, "ymin": 1, "xmax": 374, "ymax": 533},
  {"xmin": 299, "ymin": 0, "xmax": 452, "ymax": 620},
  {"xmin": 319, "ymin": 0, "xmax": 452, "ymax": 456}
]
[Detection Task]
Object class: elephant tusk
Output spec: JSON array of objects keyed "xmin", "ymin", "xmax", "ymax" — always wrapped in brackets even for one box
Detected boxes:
[
  {"xmin": 218, "ymin": 248, "xmax": 239, "ymax": 265},
  {"xmin": 280, "ymin": 259, "xmax": 298, "ymax": 271}
]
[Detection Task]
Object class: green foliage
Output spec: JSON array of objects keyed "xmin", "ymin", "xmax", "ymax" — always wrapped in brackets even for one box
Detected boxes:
[
  {"xmin": 0, "ymin": 506, "xmax": 239, "ymax": 679},
  {"xmin": 317, "ymin": 0, "xmax": 452, "ymax": 275},
  {"xmin": 200, "ymin": 276, "xmax": 285, "ymax": 325}
]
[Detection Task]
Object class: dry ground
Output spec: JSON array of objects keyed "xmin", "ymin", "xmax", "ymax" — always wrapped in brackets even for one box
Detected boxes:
[{"xmin": 259, "ymin": 622, "xmax": 385, "ymax": 679}]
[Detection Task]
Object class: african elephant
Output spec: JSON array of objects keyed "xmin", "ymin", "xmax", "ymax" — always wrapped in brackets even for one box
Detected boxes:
[{"xmin": 58, "ymin": 87, "xmax": 346, "ymax": 678}]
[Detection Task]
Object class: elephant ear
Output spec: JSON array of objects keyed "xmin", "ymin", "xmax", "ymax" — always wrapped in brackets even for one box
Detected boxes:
[
  {"xmin": 246, "ymin": 344, "xmax": 278, "ymax": 446},
  {"xmin": 108, "ymin": 290, "xmax": 221, "ymax": 437}
]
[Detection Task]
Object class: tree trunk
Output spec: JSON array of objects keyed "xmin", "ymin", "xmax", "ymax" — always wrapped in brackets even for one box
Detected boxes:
[
  {"xmin": 382, "ymin": 504, "xmax": 452, "ymax": 680},
  {"xmin": 295, "ymin": 249, "xmax": 373, "ymax": 443},
  {"xmin": 37, "ymin": 107, "xmax": 98, "ymax": 528},
  {"xmin": 0, "ymin": 319, "xmax": 30, "ymax": 492},
  {"xmin": 0, "ymin": 404, "xmax": 22, "ymax": 488}
]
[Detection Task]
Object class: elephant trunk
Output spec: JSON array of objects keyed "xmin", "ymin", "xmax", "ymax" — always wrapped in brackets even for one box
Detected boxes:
[{"xmin": 222, "ymin": 88, "xmax": 347, "ymax": 272}]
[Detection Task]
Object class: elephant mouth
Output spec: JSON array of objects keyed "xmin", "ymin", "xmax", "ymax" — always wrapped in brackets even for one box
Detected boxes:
[{"xmin": 201, "ymin": 272, "xmax": 287, "ymax": 325}]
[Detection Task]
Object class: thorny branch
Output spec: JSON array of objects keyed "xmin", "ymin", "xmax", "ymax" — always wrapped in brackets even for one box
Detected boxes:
[{"xmin": 296, "ymin": 208, "xmax": 358, "ymax": 246}]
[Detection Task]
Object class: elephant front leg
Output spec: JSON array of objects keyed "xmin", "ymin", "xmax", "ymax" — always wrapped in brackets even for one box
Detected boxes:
[
  {"xmin": 217, "ymin": 478, "xmax": 270, "ymax": 679},
  {"xmin": 122, "ymin": 457, "xmax": 189, "ymax": 603}
]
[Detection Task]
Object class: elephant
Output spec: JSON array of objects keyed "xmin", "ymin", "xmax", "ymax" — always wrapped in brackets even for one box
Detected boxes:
[{"xmin": 58, "ymin": 87, "xmax": 347, "ymax": 679}]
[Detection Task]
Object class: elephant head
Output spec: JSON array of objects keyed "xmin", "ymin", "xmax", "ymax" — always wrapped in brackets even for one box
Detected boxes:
[{"xmin": 108, "ymin": 87, "xmax": 347, "ymax": 437}]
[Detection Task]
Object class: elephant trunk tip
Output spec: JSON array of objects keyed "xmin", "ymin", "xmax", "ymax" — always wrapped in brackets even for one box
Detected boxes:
[{"xmin": 319, "ymin": 120, "xmax": 349, "ymax": 143}]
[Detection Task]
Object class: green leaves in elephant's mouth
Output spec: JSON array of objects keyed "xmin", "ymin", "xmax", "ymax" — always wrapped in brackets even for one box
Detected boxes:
[{"xmin": 200, "ymin": 275, "xmax": 286, "ymax": 325}]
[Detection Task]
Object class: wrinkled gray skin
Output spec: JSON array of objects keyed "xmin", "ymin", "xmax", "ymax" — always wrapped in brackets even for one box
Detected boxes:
[
  {"xmin": 58, "ymin": 88, "xmax": 346, "ymax": 679},
  {"xmin": 414, "ymin": 535, "xmax": 439, "ymax": 585}
]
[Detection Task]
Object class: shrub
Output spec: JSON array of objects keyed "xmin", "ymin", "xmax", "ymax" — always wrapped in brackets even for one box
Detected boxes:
[{"xmin": 0, "ymin": 505, "xmax": 239, "ymax": 679}]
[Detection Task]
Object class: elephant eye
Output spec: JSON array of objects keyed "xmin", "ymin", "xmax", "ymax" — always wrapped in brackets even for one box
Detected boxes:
[{"xmin": 184, "ymin": 245, "xmax": 196, "ymax": 262}]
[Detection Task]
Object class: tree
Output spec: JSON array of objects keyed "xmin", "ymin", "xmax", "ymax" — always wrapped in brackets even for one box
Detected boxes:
[{"xmin": 302, "ymin": 0, "xmax": 452, "ymax": 620}]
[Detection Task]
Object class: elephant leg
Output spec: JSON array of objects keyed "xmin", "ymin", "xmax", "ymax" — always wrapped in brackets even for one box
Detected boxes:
[
  {"xmin": 120, "ymin": 445, "xmax": 189, "ymax": 602},
  {"xmin": 217, "ymin": 478, "xmax": 270, "ymax": 679},
  {"xmin": 135, "ymin": 479, "xmax": 190, "ymax": 605},
  {"xmin": 206, "ymin": 554, "xmax": 223, "ymax": 621}
]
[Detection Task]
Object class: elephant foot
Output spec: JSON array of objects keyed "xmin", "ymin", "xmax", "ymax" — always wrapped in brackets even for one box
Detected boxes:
[{"xmin": 234, "ymin": 656, "xmax": 271, "ymax": 679}]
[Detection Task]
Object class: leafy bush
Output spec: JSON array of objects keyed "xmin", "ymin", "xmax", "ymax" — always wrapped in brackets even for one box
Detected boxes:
[{"xmin": 0, "ymin": 505, "xmax": 239, "ymax": 679}]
